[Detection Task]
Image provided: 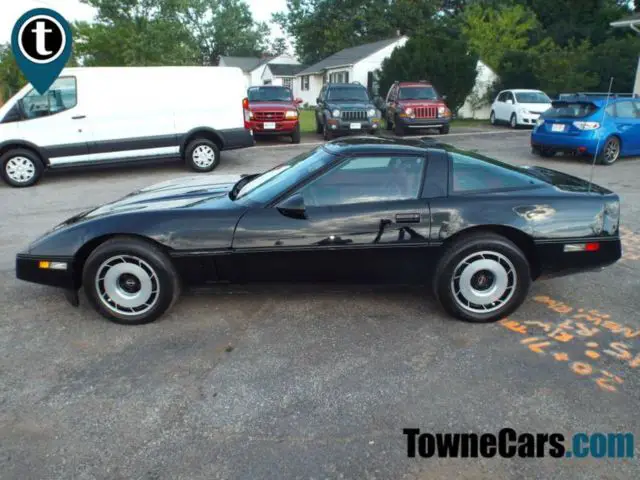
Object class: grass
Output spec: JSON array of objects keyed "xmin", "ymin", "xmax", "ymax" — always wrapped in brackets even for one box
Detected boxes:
[{"xmin": 298, "ymin": 109, "xmax": 491, "ymax": 135}]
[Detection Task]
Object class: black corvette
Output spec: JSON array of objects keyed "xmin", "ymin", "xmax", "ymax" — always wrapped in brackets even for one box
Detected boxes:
[{"xmin": 16, "ymin": 137, "xmax": 621, "ymax": 325}]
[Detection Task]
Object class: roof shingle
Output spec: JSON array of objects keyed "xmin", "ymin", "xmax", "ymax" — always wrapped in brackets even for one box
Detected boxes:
[{"xmin": 296, "ymin": 37, "xmax": 404, "ymax": 76}]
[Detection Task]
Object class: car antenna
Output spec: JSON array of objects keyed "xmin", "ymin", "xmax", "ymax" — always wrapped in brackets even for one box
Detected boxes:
[{"xmin": 588, "ymin": 77, "xmax": 614, "ymax": 194}]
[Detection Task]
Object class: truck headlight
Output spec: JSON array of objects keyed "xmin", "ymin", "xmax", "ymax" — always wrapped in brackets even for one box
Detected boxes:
[
  {"xmin": 404, "ymin": 107, "xmax": 413, "ymax": 115},
  {"xmin": 285, "ymin": 110, "xmax": 298, "ymax": 119},
  {"xmin": 332, "ymin": 109, "xmax": 341, "ymax": 118},
  {"xmin": 367, "ymin": 108, "xmax": 376, "ymax": 117}
]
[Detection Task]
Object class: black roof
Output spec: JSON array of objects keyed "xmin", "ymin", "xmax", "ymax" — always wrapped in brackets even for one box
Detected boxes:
[
  {"xmin": 321, "ymin": 136, "xmax": 452, "ymax": 155},
  {"xmin": 267, "ymin": 64, "xmax": 307, "ymax": 77},
  {"xmin": 297, "ymin": 37, "xmax": 404, "ymax": 76}
]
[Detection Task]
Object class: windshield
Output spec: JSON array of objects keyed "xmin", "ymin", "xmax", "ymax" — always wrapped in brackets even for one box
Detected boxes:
[
  {"xmin": 545, "ymin": 102, "xmax": 599, "ymax": 118},
  {"xmin": 515, "ymin": 92, "xmax": 550, "ymax": 104},
  {"xmin": 247, "ymin": 86, "xmax": 293, "ymax": 102},
  {"xmin": 327, "ymin": 87, "xmax": 369, "ymax": 102},
  {"xmin": 235, "ymin": 147, "xmax": 334, "ymax": 203},
  {"xmin": 399, "ymin": 86, "xmax": 438, "ymax": 100}
]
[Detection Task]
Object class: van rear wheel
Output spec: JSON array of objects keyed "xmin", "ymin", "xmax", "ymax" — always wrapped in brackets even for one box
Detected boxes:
[
  {"xmin": 185, "ymin": 138, "xmax": 220, "ymax": 172},
  {"xmin": 0, "ymin": 148, "xmax": 44, "ymax": 187}
]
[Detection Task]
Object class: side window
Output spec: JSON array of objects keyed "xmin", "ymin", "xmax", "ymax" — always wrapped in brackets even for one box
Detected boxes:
[
  {"xmin": 605, "ymin": 104, "xmax": 616, "ymax": 116},
  {"xmin": 614, "ymin": 101, "xmax": 637, "ymax": 119},
  {"xmin": 497, "ymin": 92, "xmax": 506, "ymax": 102},
  {"xmin": 20, "ymin": 77, "xmax": 77, "ymax": 120},
  {"xmin": 301, "ymin": 155, "xmax": 426, "ymax": 207},
  {"xmin": 318, "ymin": 86, "xmax": 326, "ymax": 101},
  {"xmin": 450, "ymin": 152, "xmax": 539, "ymax": 194},
  {"xmin": 506, "ymin": 92, "xmax": 514, "ymax": 103}
]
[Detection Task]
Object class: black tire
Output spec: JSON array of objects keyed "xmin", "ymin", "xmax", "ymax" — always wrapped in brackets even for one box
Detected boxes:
[
  {"xmin": 598, "ymin": 136, "xmax": 621, "ymax": 166},
  {"xmin": 184, "ymin": 138, "xmax": 220, "ymax": 172},
  {"xmin": 539, "ymin": 148, "xmax": 556, "ymax": 158},
  {"xmin": 439, "ymin": 125, "xmax": 450, "ymax": 135},
  {"xmin": 509, "ymin": 114, "xmax": 518, "ymax": 129},
  {"xmin": 490, "ymin": 111, "xmax": 496, "ymax": 126},
  {"xmin": 323, "ymin": 121, "xmax": 333, "ymax": 141},
  {"xmin": 394, "ymin": 116, "xmax": 405, "ymax": 137},
  {"xmin": 385, "ymin": 115, "xmax": 393, "ymax": 130},
  {"xmin": 291, "ymin": 124, "xmax": 301, "ymax": 144},
  {"xmin": 82, "ymin": 237, "xmax": 181, "ymax": 325},
  {"xmin": 433, "ymin": 232, "xmax": 531, "ymax": 323},
  {"xmin": 0, "ymin": 148, "xmax": 44, "ymax": 187},
  {"xmin": 315, "ymin": 113, "xmax": 323, "ymax": 134}
]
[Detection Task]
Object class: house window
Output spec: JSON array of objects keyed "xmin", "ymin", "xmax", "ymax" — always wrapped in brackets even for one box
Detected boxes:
[
  {"xmin": 329, "ymin": 71, "xmax": 349, "ymax": 84},
  {"xmin": 300, "ymin": 75, "xmax": 310, "ymax": 91},
  {"xmin": 283, "ymin": 77, "xmax": 293, "ymax": 89}
]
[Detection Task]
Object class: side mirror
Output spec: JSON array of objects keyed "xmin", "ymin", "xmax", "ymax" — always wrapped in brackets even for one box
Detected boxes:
[
  {"xmin": 442, "ymin": 95, "xmax": 447, "ymax": 101},
  {"xmin": 316, "ymin": 97, "xmax": 322, "ymax": 104},
  {"xmin": 507, "ymin": 99, "xmax": 513, "ymax": 105},
  {"xmin": 294, "ymin": 97, "xmax": 303, "ymax": 105},
  {"xmin": 277, "ymin": 192, "xmax": 307, "ymax": 219}
]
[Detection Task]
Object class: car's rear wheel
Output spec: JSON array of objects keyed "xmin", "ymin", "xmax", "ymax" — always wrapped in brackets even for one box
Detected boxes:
[
  {"xmin": 533, "ymin": 146, "xmax": 556, "ymax": 158},
  {"xmin": 433, "ymin": 233, "xmax": 531, "ymax": 323},
  {"xmin": 82, "ymin": 237, "xmax": 181, "ymax": 325},
  {"xmin": 1, "ymin": 148, "xmax": 44, "ymax": 187},
  {"xmin": 509, "ymin": 114, "xmax": 518, "ymax": 129},
  {"xmin": 490, "ymin": 111, "xmax": 496, "ymax": 125},
  {"xmin": 185, "ymin": 138, "xmax": 220, "ymax": 172},
  {"xmin": 291, "ymin": 124, "xmax": 301, "ymax": 144},
  {"xmin": 598, "ymin": 136, "xmax": 620, "ymax": 165}
]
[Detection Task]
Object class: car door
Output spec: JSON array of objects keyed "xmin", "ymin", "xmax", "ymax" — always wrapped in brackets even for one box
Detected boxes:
[
  {"xmin": 12, "ymin": 76, "xmax": 90, "ymax": 165},
  {"xmin": 502, "ymin": 91, "xmax": 516, "ymax": 121},
  {"xmin": 230, "ymin": 153, "xmax": 436, "ymax": 284},
  {"xmin": 611, "ymin": 100, "xmax": 640, "ymax": 155},
  {"xmin": 493, "ymin": 92, "xmax": 507, "ymax": 121}
]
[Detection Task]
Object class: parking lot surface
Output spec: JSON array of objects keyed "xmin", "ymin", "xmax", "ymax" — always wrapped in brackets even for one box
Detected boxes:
[{"xmin": 1, "ymin": 128, "xmax": 639, "ymax": 479}]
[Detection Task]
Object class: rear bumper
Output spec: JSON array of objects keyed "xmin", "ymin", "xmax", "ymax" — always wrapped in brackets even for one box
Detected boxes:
[
  {"xmin": 220, "ymin": 128, "xmax": 255, "ymax": 150},
  {"xmin": 531, "ymin": 130, "xmax": 599, "ymax": 155},
  {"xmin": 16, "ymin": 254, "xmax": 77, "ymax": 289},
  {"xmin": 397, "ymin": 117, "xmax": 450, "ymax": 129},
  {"xmin": 534, "ymin": 238, "xmax": 621, "ymax": 280},
  {"xmin": 248, "ymin": 119, "xmax": 299, "ymax": 135}
]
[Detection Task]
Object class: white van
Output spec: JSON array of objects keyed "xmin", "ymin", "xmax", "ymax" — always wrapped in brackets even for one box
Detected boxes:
[{"xmin": 0, "ymin": 66, "xmax": 254, "ymax": 187}]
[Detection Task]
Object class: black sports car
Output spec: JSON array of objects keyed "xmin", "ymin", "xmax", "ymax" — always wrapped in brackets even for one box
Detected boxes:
[{"xmin": 16, "ymin": 137, "xmax": 622, "ymax": 325}]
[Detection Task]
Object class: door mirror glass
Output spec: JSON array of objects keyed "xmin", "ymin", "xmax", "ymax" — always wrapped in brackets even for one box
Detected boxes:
[
  {"xmin": 316, "ymin": 97, "xmax": 322, "ymax": 104},
  {"xmin": 277, "ymin": 192, "xmax": 307, "ymax": 219}
]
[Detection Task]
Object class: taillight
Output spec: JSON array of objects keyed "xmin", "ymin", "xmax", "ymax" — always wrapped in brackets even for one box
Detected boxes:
[
  {"xmin": 573, "ymin": 121, "xmax": 600, "ymax": 130},
  {"xmin": 564, "ymin": 242, "xmax": 600, "ymax": 252}
]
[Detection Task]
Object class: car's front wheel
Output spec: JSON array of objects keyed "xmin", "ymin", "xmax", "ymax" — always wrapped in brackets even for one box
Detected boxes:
[
  {"xmin": 490, "ymin": 111, "xmax": 496, "ymax": 125},
  {"xmin": 82, "ymin": 237, "xmax": 181, "ymax": 325},
  {"xmin": 433, "ymin": 232, "xmax": 531, "ymax": 323},
  {"xmin": 0, "ymin": 148, "xmax": 44, "ymax": 187},
  {"xmin": 509, "ymin": 114, "xmax": 518, "ymax": 129},
  {"xmin": 291, "ymin": 124, "xmax": 301, "ymax": 144},
  {"xmin": 185, "ymin": 138, "xmax": 220, "ymax": 172},
  {"xmin": 323, "ymin": 122, "xmax": 333, "ymax": 141},
  {"xmin": 394, "ymin": 116, "xmax": 405, "ymax": 137}
]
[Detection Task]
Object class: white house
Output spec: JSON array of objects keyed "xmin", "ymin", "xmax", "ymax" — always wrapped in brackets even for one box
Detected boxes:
[
  {"xmin": 457, "ymin": 60, "xmax": 500, "ymax": 120},
  {"xmin": 219, "ymin": 54, "xmax": 302, "ymax": 88},
  {"xmin": 610, "ymin": 12, "xmax": 640, "ymax": 97},
  {"xmin": 294, "ymin": 37, "xmax": 408, "ymax": 106},
  {"xmin": 261, "ymin": 63, "xmax": 308, "ymax": 90}
]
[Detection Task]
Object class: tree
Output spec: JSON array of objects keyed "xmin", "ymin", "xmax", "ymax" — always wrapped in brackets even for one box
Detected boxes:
[
  {"xmin": 461, "ymin": 3, "xmax": 541, "ymax": 72},
  {"xmin": 533, "ymin": 40, "xmax": 599, "ymax": 97},
  {"xmin": 273, "ymin": 0, "xmax": 439, "ymax": 65},
  {"xmin": 0, "ymin": 44, "xmax": 26, "ymax": 101},
  {"xmin": 377, "ymin": 25, "xmax": 478, "ymax": 113},
  {"xmin": 268, "ymin": 37, "xmax": 289, "ymax": 56},
  {"xmin": 587, "ymin": 35, "xmax": 640, "ymax": 92}
]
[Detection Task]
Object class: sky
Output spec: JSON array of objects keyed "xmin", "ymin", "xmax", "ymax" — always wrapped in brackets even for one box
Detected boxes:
[{"xmin": 0, "ymin": 0, "xmax": 288, "ymax": 45}]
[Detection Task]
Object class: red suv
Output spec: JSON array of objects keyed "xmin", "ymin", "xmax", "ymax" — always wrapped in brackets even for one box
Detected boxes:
[
  {"xmin": 244, "ymin": 86, "xmax": 303, "ymax": 143},
  {"xmin": 384, "ymin": 81, "xmax": 451, "ymax": 136}
]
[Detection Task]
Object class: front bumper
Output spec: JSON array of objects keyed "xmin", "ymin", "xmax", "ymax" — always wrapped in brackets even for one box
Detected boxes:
[
  {"xmin": 531, "ymin": 129, "xmax": 600, "ymax": 155},
  {"xmin": 327, "ymin": 117, "xmax": 380, "ymax": 133},
  {"xmin": 16, "ymin": 254, "xmax": 76, "ymax": 289},
  {"xmin": 396, "ymin": 116, "xmax": 450, "ymax": 129},
  {"xmin": 518, "ymin": 113, "xmax": 542, "ymax": 126},
  {"xmin": 248, "ymin": 119, "xmax": 299, "ymax": 135}
]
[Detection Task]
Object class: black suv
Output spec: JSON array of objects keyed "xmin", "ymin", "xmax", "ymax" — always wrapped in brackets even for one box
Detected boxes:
[{"xmin": 315, "ymin": 83, "xmax": 381, "ymax": 140}]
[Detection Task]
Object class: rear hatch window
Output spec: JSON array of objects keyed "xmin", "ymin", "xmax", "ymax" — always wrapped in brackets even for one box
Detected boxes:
[{"xmin": 545, "ymin": 101, "xmax": 599, "ymax": 118}]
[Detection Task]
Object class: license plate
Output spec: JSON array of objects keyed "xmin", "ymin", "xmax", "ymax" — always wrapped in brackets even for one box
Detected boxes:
[
  {"xmin": 263, "ymin": 122, "xmax": 276, "ymax": 130},
  {"xmin": 551, "ymin": 123, "xmax": 565, "ymax": 132},
  {"xmin": 350, "ymin": 123, "xmax": 361, "ymax": 130}
]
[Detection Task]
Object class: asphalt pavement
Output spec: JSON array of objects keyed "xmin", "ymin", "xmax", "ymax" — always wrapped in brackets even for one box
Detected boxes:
[{"xmin": 1, "ymin": 126, "xmax": 638, "ymax": 479}]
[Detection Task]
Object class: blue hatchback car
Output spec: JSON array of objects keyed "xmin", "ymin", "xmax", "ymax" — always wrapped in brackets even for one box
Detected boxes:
[{"xmin": 531, "ymin": 95, "xmax": 640, "ymax": 165}]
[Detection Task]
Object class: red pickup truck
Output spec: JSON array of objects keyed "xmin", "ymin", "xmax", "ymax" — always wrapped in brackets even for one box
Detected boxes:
[{"xmin": 244, "ymin": 86, "xmax": 303, "ymax": 143}]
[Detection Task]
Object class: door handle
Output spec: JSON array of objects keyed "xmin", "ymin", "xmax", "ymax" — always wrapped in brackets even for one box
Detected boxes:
[
  {"xmin": 71, "ymin": 115, "xmax": 86, "ymax": 120},
  {"xmin": 395, "ymin": 213, "xmax": 421, "ymax": 224}
]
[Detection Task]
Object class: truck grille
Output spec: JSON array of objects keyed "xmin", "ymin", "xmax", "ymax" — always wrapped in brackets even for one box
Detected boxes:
[
  {"xmin": 341, "ymin": 110, "xmax": 367, "ymax": 121},
  {"xmin": 414, "ymin": 106, "xmax": 437, "ymax": 119},
  {"xmin": 254, "ymin": 111, "xmax": 285, "ymax": 121}
]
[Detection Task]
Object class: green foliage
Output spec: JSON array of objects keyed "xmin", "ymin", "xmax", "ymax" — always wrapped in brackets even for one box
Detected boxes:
[
  {"xmin": 269, "ymin": 37, "xmax": 290, "ymax": 56},
  {"xmin": 587, "ymin": 35, "xmax": 640, "ymax": 92},
  {"xmin": 0, "ymin": 44, "xmax": 26, "ymax": 101},
  {"xmin": 377, "ymin": 27, "xmax": 479, "ymax": 113}
]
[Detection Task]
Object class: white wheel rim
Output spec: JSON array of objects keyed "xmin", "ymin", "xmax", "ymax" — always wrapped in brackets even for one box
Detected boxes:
[
  {"xmin": 6, "ymin": 156, "xmax": 36, "ymax": 183},
  {"xmin": 95, "ymin": 255, "xmax": 160, "ymax": 316},
  {"xmin": 451, "ymin": 250, "xmax": 517, "ymax": 314},
  {"xmin": 192, "ymin": 145, "xmax": 216, "ymax": 168}
]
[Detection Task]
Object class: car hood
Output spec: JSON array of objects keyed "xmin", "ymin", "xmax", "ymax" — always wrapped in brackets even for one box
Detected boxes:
[
  {"xmin": 326, "ymin": 102, "xmax": 374, "ymax": 111},
  {"xmin": 249, "ymin": 101, "xmax": 297, "ymax": 110},
  {"xmin": 522, "ymin": 166, "xmax": 613, "ymax": 195},
  {"xmin": 66, "ymin": 174, "xmax": 243, "ymax": 222}
]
